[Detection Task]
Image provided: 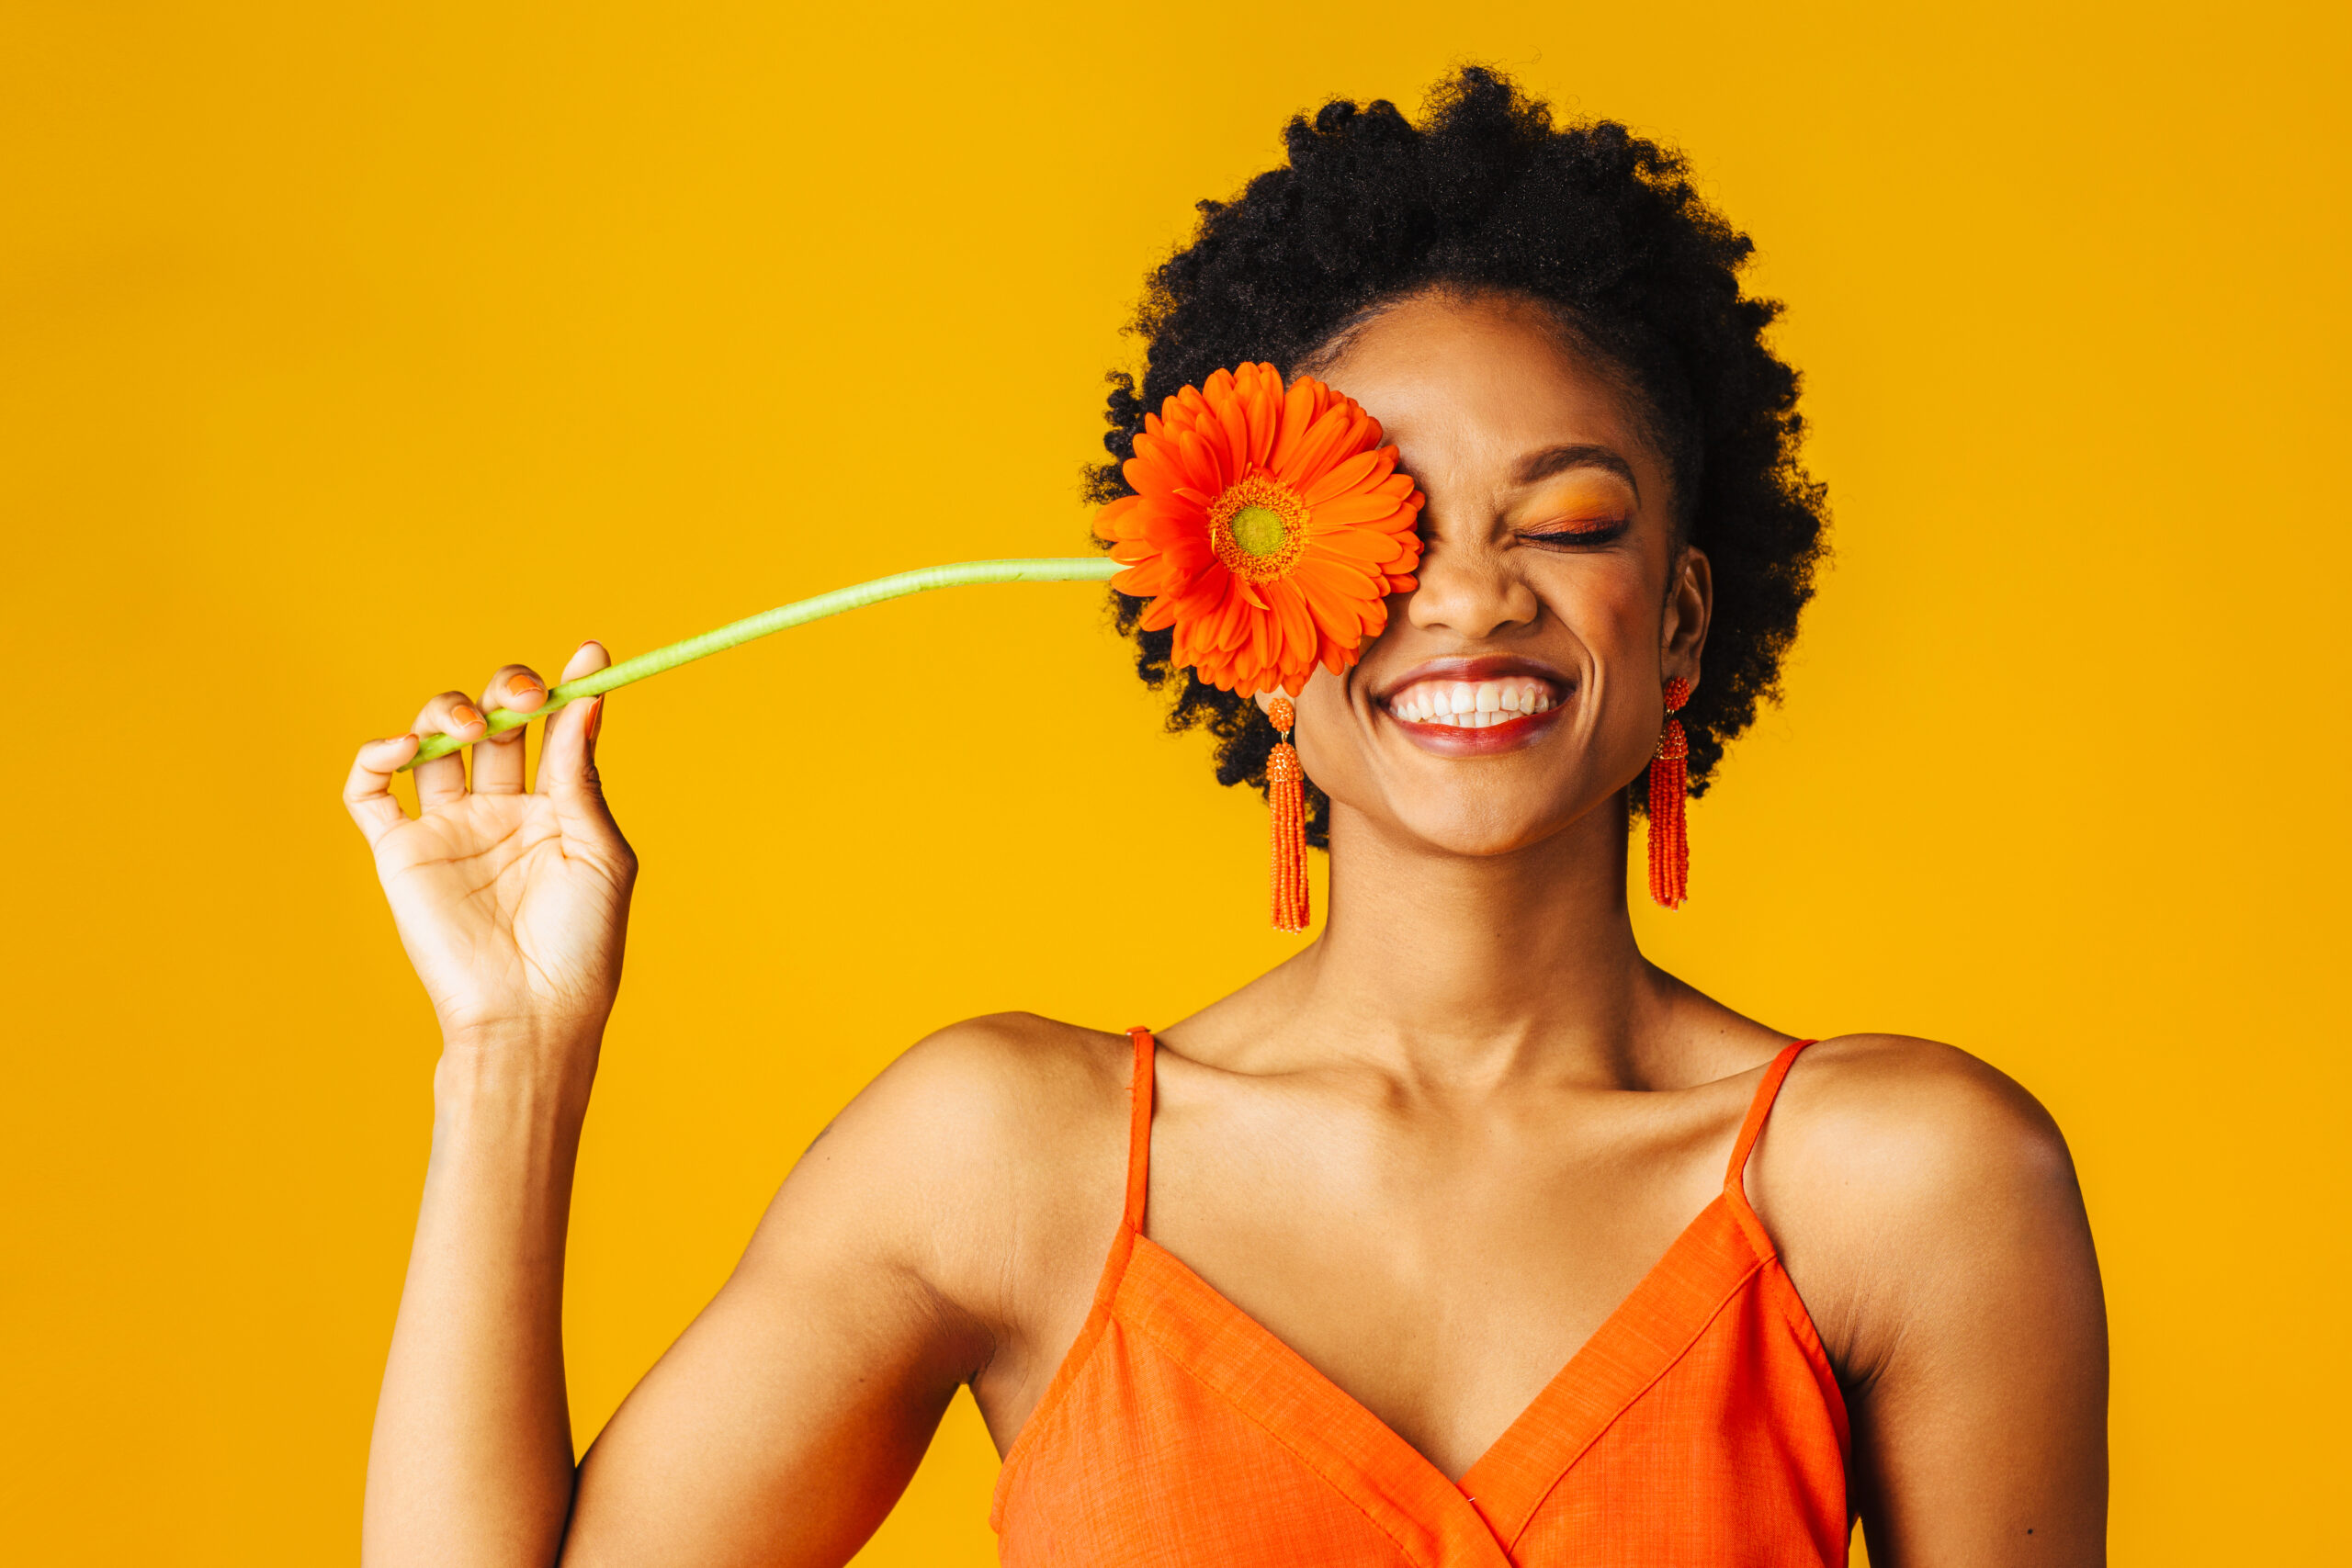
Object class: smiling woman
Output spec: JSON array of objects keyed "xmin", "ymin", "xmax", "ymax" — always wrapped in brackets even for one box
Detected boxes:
[
  {"xmin": 349, "ymin": 65, "xmax": 2105, "ymax": 1568},
  {"xmin": 1101, "ymin": 71, "xmax": 1829, "ymax": 859}
]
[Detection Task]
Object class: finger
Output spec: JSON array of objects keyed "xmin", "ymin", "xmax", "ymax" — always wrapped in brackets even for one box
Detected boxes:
[
  {"xmin": 411, "ymin": 690, "xmax": 486, "ymax": 808},
  {"xmin": 540, "ymin": 642, "xmax": 628, "ymax": 867},
  {"xmin": 470, "ymin": 663, "xmax": 548, "ymax": 795},
  {"xmin": 560, "ymin": 638, "xmax": 612, "ymax": 685},
  {"xmin": 537, "ymin": 641, "xmax": 612, "ymax": 800},
  {"xmin": 344, "ymin": 733, "xmax": 421, "ymax": 847}
]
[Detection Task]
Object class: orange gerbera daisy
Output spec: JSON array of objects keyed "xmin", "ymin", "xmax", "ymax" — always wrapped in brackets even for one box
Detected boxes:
[{"xmin": 1093, "ymin": 363, "xmax": 1424, "ymax": 698}]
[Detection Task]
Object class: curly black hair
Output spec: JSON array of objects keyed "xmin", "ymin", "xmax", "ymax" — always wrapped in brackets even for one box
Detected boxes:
[{"xmin": 1091, "ymin": 66, "xmax": 1828, "ymax": 848}]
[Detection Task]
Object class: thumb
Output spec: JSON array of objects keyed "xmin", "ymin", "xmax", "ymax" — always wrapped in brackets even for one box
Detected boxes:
[
  {"xmin": 537, "ymin": 641, "xmax": 621, "ymax": 819},
  {"xmin": 538, "ymin": 637, "xmax": 610, "ymax": 796},
  {"xmin": 543, "ymin": 693, "xmax": 628, "ymax": 853},
  {"xmin": 539, "ymin": 690, "xmax": 600, "ymax": 798}
]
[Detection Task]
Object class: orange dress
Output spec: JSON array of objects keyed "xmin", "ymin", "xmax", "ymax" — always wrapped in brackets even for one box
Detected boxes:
[{"xmin": 991, "ymin": 1031, "xmax": 1851, "ymax": 1567}]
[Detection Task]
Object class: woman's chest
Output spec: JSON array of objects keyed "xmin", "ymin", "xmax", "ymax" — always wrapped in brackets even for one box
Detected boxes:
[
  {"xmin": 986, "ymin": 1073, "xmax": 1857, "ymax": 1568},
  {"xmin": 1132, "ymin": 1098, "xmax": 1741, "ymax": 1477}
]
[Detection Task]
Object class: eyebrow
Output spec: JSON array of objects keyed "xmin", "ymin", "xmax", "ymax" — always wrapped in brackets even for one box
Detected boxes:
[{"xmin": 1512, "ymin": 443, "xmax": 1640, "ymax": 494}]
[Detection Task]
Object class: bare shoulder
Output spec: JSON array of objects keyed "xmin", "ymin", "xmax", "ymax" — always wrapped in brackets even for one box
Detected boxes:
[
  {"xmin": 752, "ymin": 1011, "xmax": 1136, "ymax": 1328},
  {"xmin": 820, "ymin": 1010, "xmax": 1135, "ymax": 1175},
  {"xmin": 1761, "ymin": 1032, "xmax": 2076, "ymax": 1195},
  {"xmin": 1748, "ymin": 1034, "xmax": 2100, "ymax": 1372}
]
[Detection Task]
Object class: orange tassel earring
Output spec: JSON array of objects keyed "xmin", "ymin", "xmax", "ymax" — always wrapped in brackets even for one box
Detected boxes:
[
  {"xmin": 1646, "ymin": 676, "xmax": 1691, "ymax": 909},
  {"xmin": 1266, "ymin": 696, "xmax": 1310, "ymax": 932}
]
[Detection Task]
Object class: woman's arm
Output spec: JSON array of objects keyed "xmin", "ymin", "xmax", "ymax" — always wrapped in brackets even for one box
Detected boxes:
[
  {"xmin": 348, "ymin": 643, "xmax": 633, "ymax": 1565},
  {"xmin": 553, "ymin": 1022, "xmax": 1076, "ymax": 1565},
  {"xmin": 1758, "ymin": 1038, "xmax": 2109, "ymax": 1567},
  {"xmin": 348, "ymin": 649, "xmax": 1087, "ymax": 1568}
]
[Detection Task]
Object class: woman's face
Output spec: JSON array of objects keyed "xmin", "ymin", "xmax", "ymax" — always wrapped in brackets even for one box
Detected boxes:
[{"xmin": 1285, "ymin": 289, "xmax": 1709, "ymax": 858}]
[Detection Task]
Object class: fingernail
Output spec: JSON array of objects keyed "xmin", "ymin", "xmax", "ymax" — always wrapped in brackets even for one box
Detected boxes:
[
  {"xmin": 586, "ymin": 697, "xmax": 605, "ymax": 743},
  {"xmin": 451, "ymin": 705, "xmax": 482, "ymax": 728}
]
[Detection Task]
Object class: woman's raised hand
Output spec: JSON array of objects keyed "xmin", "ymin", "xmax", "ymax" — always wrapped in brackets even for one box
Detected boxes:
[{"xmin": 345, "ymin": 640, "xmax": 637, "ymax": 1056}]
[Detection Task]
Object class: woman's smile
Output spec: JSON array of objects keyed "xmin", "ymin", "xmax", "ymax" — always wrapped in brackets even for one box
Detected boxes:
[{"xmin": 1375, "ymin": 655, "xmax": 1573, "ymax": 756}]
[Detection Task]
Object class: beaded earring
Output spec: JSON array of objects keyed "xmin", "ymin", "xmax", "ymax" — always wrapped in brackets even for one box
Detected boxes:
[
  {"xmin": 1266, "ymin": 696, "xmax": 1310, "ymax": 932},
  {"xmin": 1646, "ymin": 676, "xmax": 1692, "ymax": 909}
]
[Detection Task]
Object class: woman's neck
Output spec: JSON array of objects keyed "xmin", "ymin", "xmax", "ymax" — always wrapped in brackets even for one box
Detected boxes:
[{"xmin": 1262, "ymin": 795, "xmax": 1681, "ymax": 1090}]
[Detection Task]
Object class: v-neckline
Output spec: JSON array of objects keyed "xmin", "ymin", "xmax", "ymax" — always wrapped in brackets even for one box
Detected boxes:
[
  {"xmin": 990, "ymin": 1032, "xmax": 1823, "ymax": 1563},
  {"xmin": 1116, "ymin": 1185, "xmax": 1777, "ymax": 1556}
]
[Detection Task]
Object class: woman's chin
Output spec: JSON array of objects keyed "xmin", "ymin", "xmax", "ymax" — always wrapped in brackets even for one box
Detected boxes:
[{"xmin": 1363, "ymin": 797, "xmax": 1586, "ymax": 861}]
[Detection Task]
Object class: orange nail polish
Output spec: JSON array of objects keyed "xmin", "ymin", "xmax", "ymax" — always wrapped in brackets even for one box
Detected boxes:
[
  {"xmin": 452, "ymin": 705, "xmax": 481, "ymax": 728},
  {"xmin": 586, "ymin": 697, "xmax": 604, "ymax": 743},
  {"xmin": 513, "ymin": 675, "xmax": 545, "ymax": 697}
]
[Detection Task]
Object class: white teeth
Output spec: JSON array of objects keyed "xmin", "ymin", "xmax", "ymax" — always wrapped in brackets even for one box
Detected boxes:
[{"xmin": 1392, "ymin": 679, "xmax": 1559, "ymax": 728}]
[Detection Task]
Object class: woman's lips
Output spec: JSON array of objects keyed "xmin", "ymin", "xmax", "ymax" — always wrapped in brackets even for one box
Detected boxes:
[
  {"xmin": 1385, "ymin": 701, "xmax": 1566, "ymax": 755},
  {"xmin": 1378, "ymin": 660, "xmax": 1574, "ymax": 756}
]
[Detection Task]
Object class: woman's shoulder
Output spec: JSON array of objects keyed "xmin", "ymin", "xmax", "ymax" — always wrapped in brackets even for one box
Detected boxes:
[
  {"xmin": 783, "ymin": 1012, "xmax": 1139, "ymax": 1313},
  {"xmin": 869, "ymin": 1010, "xmax": 1138, "ymax": 1129},
  {"xmin": 1769, "ymin": 1032, "xmax": 2076, "ymax": 1189},
  {"xmin": 1750, "ymin": 1032, "xmax": 2098, "ymax": 1370},
  {"xmin": 814, "ymin": 1010, "xmax": 1138, "ymax": 1188}
]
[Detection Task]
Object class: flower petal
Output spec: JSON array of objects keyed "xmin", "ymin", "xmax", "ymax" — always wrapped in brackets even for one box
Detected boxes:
[
  {"xmin": 1309, "ymin": 526, "xmax": 1413, "ymax": 565},
  {"xmin": 1306, "ymin": 490, "xmax": 1418, "ymax": 532},
  {"xmin": 1167, "ymin": 427, "xmax": 1223, "ymax": 495},
  {"xmin": 1268, "ymin": 375, "xmax": 1324, "ymax": 475},
  {"xmin": 1123, "ymin": 449, "xmax": 1184, "ymax": 501},
  {"xmin": 1270, "ymin": 578, "xmax": 1318, "ymax": 672},
  {"xmin": 1274, "ymin": 403, "xmax": 1367, "ymax": 489},
  {"xmin": 1091, "ymin": 494, "xmax": 1144, "ymax": 540},
  {"xmin": 1299, "ymin": 446, "xmax": 1390, "ymax": 507},
  {"xmin": 1204, "ymin": 372, "xmax": 1253, "ymax": 477},
  {"xmin": 1236, "ymin": 362, "xmax": 1279, "ymax": 469}
]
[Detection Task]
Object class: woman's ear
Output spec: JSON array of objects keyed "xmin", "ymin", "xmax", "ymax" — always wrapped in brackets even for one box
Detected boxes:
[{"xmin": 1662, "ymin": 544, "xmax": 1713, "ymax": 692}]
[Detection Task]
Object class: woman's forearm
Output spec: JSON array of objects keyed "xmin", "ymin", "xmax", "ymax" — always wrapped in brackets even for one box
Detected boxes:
[{"xmin": 362, "ymin": 1035, "xmax": 599, "ymax": 1568}]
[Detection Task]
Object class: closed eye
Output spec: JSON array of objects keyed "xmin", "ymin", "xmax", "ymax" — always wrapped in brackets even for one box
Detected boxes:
[{"xmin": 1520, "ymin": 519, "xmax": 1631, "ymax": 549}]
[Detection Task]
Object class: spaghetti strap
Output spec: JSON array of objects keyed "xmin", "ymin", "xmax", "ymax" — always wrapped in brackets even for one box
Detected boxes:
[
  {"xmin": 1122, "ymin": 1027, "xmax": 1156, "ymax": 1233},
  {"xmin": 994, "ymin": 1022, "xmax": 1855, "ymax": 1561},
  {"xmin": 1731, "ymin": 1043, "xmax": 1815, "ymax": 1213}
]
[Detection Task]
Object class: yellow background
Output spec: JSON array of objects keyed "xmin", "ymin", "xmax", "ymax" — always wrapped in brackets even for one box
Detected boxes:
[{"xmin": 3, "ymin": 3, "xmax": 2344, "ymax": 1562}]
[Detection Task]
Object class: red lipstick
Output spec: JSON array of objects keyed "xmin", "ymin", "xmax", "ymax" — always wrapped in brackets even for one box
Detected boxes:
[{"xmin": 1377, "ymin": 656, "xmax": 1574, "ymax": 759}]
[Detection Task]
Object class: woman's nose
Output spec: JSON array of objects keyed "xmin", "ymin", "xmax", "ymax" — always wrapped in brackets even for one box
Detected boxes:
[{"xmin": 1403, "ymin": 534, "xmax": 1540, "ymax": 641}]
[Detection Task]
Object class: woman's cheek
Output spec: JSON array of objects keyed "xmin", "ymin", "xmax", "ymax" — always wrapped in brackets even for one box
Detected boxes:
[{"xmin": 1291, "ymin": 674, "xmax": 1355, "ymax": 788}]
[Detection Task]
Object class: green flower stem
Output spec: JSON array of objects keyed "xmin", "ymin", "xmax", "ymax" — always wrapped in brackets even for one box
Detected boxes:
[{"xmin": 400, "ymin": 556, "xmax": 1122, "ymax": 771}]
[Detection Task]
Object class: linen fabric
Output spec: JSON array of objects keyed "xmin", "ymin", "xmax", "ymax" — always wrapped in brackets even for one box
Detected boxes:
[{"xmin": 991, "ymin": 1030, "xmax": 1851, "ymax": 1567}]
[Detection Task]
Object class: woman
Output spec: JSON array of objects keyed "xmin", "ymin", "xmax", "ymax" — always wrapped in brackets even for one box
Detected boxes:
[{"xmin": 345, "ymin": 71, "xmax": 2106, "ymax": 1567}]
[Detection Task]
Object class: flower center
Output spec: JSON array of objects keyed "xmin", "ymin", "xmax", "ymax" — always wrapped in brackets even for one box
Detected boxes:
[
  {"xmin": 1208, "ymin": 475, "xmax": 1309, "ymax": 583},
  {"xmin": 1229, "ymin": 504, "xmax": 1288, "ymax": 558}
]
